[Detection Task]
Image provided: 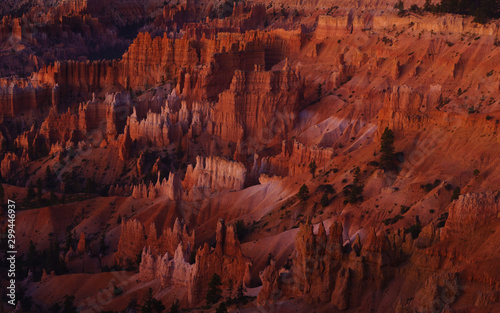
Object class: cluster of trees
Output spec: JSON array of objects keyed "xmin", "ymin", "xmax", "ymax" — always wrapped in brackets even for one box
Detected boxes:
[
  {"xmin": 209, "ymin": 0, "xmax": 237, "ymax": 19},
  {"xmin": 205, "ymin": 273, "xmax": 248, "ymax": 312},
  {"xmin": 428, "ymin": 0, "xmax": 499, "ymax": 23},
  {"xmin": 121, "ymin": 274, "xmax": 247, "ymax": 313},
  {"xmin": 22, "ymin": 238, "xmax": 68, "ymax": 283},
  {"xmin": 49, "ymin": 295, "xmax": 77, "ymax": 313},
  {"xmin": 122, "ymin": 288, "xmax": 181, "ymax": 313},
  {"xmin": 141, "ymin": 288, "xmax": 166, "ymax": 313},
  {"xmin": 397, "ymin": 0, "xmax": 500, "ymax": 23}
]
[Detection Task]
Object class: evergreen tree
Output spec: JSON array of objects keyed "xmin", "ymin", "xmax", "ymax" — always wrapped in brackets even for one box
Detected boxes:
[
  {"xmin": 45, "ymin": 165, "xmax": 56, "ymax": 189},
  {"xmin": 142, "ymin": 288, "xmax": 165, "ymax": 313},
  {"xmin": 394, "ymin": 0, "xmax": 405, "ymax": 10},
  {"xmin": 308, "ymin": 160, "xmax": 317, "ymax": 178},
  {"xmin": 226, "ymin": 279, "xmax": 234, "ymax": 300},
  {"xmin": 206, "ymin": 273, "xmax": 223, "ymax": 305},
  {"xmin": 297, "ymin": 184, "xmax": 309, "ymax": 201},
  {"xmin": 344, "ymin": 167, "xmax": 364, "ymax": 204},
  {"xmin": 316, "ymin": 83, "xmax": 322, "ymax": 98},
  {"xmin": 50, "ymin": 303, "xmax": 61, "ymax": 313},
  {"xmin": 451, "ymin": 186, "xmax": 461, "ymax": 201},
  {"xmin": 0, "ymin": 181, "xmax": 4, "ymax": 203},
  {"xmin": 62, "ymin": 295, "xmax": 77, "ymax": 313},
  {"xmin": 65, "ymin": 229, "xmax": 73, "ymax": 251},
  {"xmin": 215, "ymin": 302, "xmax": 228, "ymax": 313},
  {"xmin": 233, "ymin": 220, "xmax": 248, "ymax": 241},
  {"xmin": 85, "ymin": 176, "xmax": 97, "ymax": 195},
  {"xmin": 50, "ymin": 191, "xmax": 58, "ymax": 204},
  {"xmin": 36, "ymin": 177, "xmax": 43, "ymax": 200},
  {"xmin": 424, "ymin": 0, "xmax": 435, "ymax": 11},
  {"xmin": 99, "ymin": 235, "xmax": 107, "ymax": 254},
  {"xmin": 320, "ymin": 193, "xmax": 330, "ymax": 207},
  {"xmin": 380, "ymin": 127, "xmax": 398, "ymax": 171},
  {"xmin": 26, "ymin": 183, "xmax": 36, "ymax": 201},
  {"xmin": 27, "ymin": 240, "xmax": 37, "ymax": 270},
  {"xmin": 176, "ymin": 141, "xmax": 184, "ymax": 160},
  {"xmin": 236, "ymin": 283, "xmax": 246, "ymax": 302},
  {"xmin": 46, "ymin": 237, "xmax": 67, "ymax": 274},
  {"xmin": 168, "ymin": 299, "xmax": 180, "ymax": 313},
  {"xmin": 353, "ymin": 166, "xmax": 361, "ymax": 185}
]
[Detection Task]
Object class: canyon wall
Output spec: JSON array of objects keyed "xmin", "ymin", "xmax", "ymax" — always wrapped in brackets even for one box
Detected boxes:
[
  {"xmin": 208, "ymin": 64, "xmax": 303, "ymax": 146},
  {"xmin": 315, "ymin": 14, "xmax": 500, "ymax": 39}
]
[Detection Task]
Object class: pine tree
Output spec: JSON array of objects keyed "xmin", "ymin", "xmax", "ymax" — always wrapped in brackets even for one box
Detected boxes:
[
  {"xmin": 142, "ymin": 288, "xmax": 165, "ymax": 313},
  {"xmin": 65, "ymin": 229, "xmax": 73, "ymax": 251},
  {"xmin": 344, "ymin": 167, "xmax": 364, "ymax": 204},
  {"xmin": 28, "ymin": 240, "xmax": 37, "ymax": 270},
  {"xmin": 176, "ymin": 141, "xmax": 184, "ymax": 160},
  {"xmin": 85, "ymin": 176, "xmax": 97, "ymax": 195},
  {"xmin": 45, "ymin": 165, "xmax": 56, "ymax": 189},
  {"xmin": 50, "ymin": 191, "xmax": 58, "ymax": 204},
  {"xmin": 206, "ymin": 273, "xmax": 223, "ymax": 305},
  {"xmin": 226, "ymin": 279, "xmax": 234, "ymax": 300},
  {"xmin": 215, "ymin": 302, "xmax": 228, "ymax": 313},
  {"xmin": 26, "ymin": 183, "xmax": 36, "ymax": 202},
  {"xmin": 380, "ymin": 127, "xmax": 398, "ymax": 171},
  {"xmin": 99, "ymin": 235, "xmax": 107, "ymax": 254},
  {"xmin": 236, "ymin": 283, "xmax": 246, "ymax": 302},
  {"xmin": 297, "ymin": 184, "xmax": 309, "ymax": 201},
  {"xmin": 62, "ymin": 295, "xmax": 77, "ymax": 313},
  {"xmin": 316, "ymin": 83, "xmax": 322, "ymax": 98},
  {"xmin": 451, "ymin": 187, "xmax": 461, "ymax": 201},
  {"xmin": 320, "ymin": 193, "xmax": 330, "ymax": 207},
  {"xmin": 36, "ymin": 177, "xmax": 43, "ymax": 200},
  {"xmin": 0, "ymin": 182, "xmax": 4, "ymax": 206},
  {"xmin": 168, "ymin": 299, "xmax": 180, "ymax": 313},
  {"xmin": 308, "ymin": 160, "xmax": 317, "ymax": 178}
]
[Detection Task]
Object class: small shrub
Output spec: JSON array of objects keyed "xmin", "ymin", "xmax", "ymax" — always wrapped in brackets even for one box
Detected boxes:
[
  {"xmin": 316, "ymin": 184, "xmax": 335, "ymax": 194},
  {"xmin": 309, "ymin": 160, "xmax": 317, "ymax": 178},
  {"xmin": 297, "ymin": 184, "xmax": 310, "ymax": 201},
  {"xmin": 436, "ymin": 212, "xmax": 449, "ymax": 228},
  {"xmin": 234, "ymin": 220, "xmax": 249, "ymax": 241},
  {"xmin": 320, "ymin": 194, "xmax": 330, "ymax": 207},
  {"xmin": 382, "ymin": 214, "xmax": 404, "ymax": 225},
  {"xmin": 406, "ymin": 223, "xmax": 422, "ymax": 239},
  {"xmin": 420, "ymin": 179, "xmax": 441, "ymax": 192},
  {"xmin": 451, "ymin": 187, "xmax": 460, "ymax": 201}
]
